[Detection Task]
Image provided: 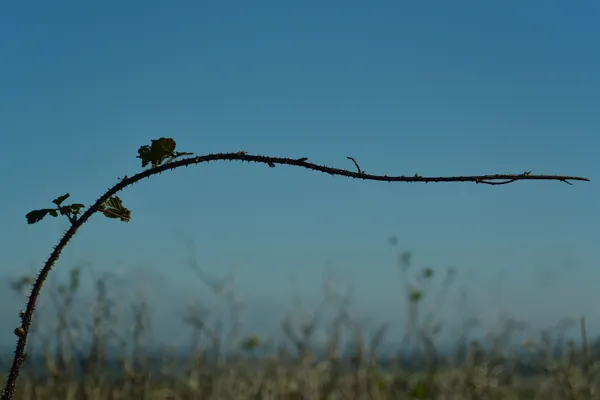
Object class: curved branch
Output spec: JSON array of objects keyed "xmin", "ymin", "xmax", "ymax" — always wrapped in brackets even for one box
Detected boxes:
[{"xmin": 1, "ymin": 150, "xmax": 590, "ymax": 399}]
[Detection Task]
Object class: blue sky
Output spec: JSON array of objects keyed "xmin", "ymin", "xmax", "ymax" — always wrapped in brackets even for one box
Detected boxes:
[{"xmin": 0, "ymin": 1, "xmax": 598, "ymax": 348}]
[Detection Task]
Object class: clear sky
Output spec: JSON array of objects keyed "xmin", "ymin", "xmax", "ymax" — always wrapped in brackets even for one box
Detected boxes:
[{"xmin": 0, "ymin": 1, "xmax": 598, "ymax": 349}]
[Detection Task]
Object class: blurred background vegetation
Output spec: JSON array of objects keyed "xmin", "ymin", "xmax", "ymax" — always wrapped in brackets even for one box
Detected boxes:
[{"xmin": 2, "ymin": 240, "xmax": 599, "ymax": 399}]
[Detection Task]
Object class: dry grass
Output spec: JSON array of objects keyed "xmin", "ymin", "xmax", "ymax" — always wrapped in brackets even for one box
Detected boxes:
[{"xmin": 2, "ymin": 258, "xmax": 599, "ymax": 400}]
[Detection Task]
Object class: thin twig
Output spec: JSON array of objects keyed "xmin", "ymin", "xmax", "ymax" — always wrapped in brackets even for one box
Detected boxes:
[{"xmin": 346, "ymin": 157, "xmax": 362, "ymax": 174}]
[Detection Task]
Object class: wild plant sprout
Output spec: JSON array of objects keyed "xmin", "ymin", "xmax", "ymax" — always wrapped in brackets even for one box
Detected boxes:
[{"xmin": 2, "ymin": 137, "xmax": 589, "ymax": 399}]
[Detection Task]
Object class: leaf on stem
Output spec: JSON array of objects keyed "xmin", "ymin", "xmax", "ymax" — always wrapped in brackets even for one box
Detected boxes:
[
  {"xmin": 59, "ymin": 204, "xmax": 86, "ymax": 217},
  {"xmin": 99, "ymin": 196, "xmax": 131, "ymax": 222},
  {"xmin": 25, "ymin": 209, "xmax": 55, "ymax": 224},
  {"xmin": 136, "ymin": 137, "xmax": 193, "ymax": 168},
  {"xmin": 52, "ymin": 194, "xmax": 70, "ymax": 206}
]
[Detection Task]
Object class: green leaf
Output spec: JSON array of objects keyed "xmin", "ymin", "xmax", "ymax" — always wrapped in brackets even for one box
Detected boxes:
[
  {"xmin": 409, "ymin": 290, "xmax": 422, "ymax": 303},
  {"xmin": 57, "ymin": 204, "xmax": 85, "ymax": 218},
  {"xmin": 26, "ymin": 209, "xmax": 54, "ymax": 224},
  {"xmin": 52, "ymin": 193, "xmax": 70, "ymax": 206},
  {"xmin": 137, "ymin": 137, "xmax": 177, "ymax": 168},
  {"xmin": 240, "ymin": 336, "xmax": 260, "ymax": 351},
  {"xmin": 136, "ymin": 137, "xmax": 193, "ymax": 168},
  {"xmin": 99, "ymin": 196, "xmax": 131, "ymax": 222}
]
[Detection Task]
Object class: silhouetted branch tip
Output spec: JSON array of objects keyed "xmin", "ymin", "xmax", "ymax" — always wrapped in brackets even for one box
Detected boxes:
[{"xmin": 346, "ymin": 156, "xmax": 362, "ymax": 174}]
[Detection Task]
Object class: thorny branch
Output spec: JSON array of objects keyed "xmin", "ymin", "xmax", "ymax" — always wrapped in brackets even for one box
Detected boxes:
[
  {"xmin": 2, "ymin": 146, "xmax": 589, "ymax": 399},
  {"xmin": 183, "ymin": 152, "xmax": 586, "ymax": 185}
]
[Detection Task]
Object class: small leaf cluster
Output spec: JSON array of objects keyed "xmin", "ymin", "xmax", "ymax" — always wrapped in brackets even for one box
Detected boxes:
[
  {"xmin": 26, "ymin": 194, "xmax": 131, "ymax": 225},
  {"xmin": 136, "ymin": 137, "xmax": 194, "ymax": 168},
  {"xmin": 25, "ymin": 194, "xmax": 85, "ymax": 225},
  {"xmin": 25, "ymin": 137, "xmax": 195, "ymax": 227},
  {"xmin": 240, "ymin": 336, "xmax": 260, "ymax": 352}
]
